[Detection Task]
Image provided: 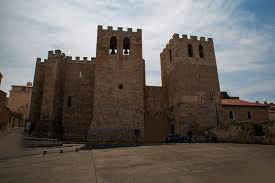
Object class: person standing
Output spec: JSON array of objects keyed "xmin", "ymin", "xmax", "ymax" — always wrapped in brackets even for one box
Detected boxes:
[
  {"xmin": 205, "ymin": 130, "xmax": 209, "ymax": 143},
  {"xmin": 25, "ymin": 120, "xmax": 31, "ymax": 136},
  {"xmin": 187, "ymin": 130, "xmax": 193, "ymax": 144}
]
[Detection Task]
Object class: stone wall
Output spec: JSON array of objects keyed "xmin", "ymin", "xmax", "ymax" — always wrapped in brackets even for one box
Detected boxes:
[
  {"xmin": 88, "ymin": 26, "xmax": 145, "ymax": 142},
  {"xmin": 0, "ymin": 90, "xmax": 8, "ymax": 130},
  {"xmin": 221, "ymin": 105, "xmax": 269, "ymax": 123},
  {"xmin": 269, "ymin": 111, "xmax": 275, "ymax": 121},
  {"xmin": 211, "ymin": 121, "xmax": 275, "ymax": 145},
  {"xmin": 62, "ymin": 60, "xmax": 95, "ymax": 141},
  {"xmin": 160, "ymin": 34, "xmax": 221, "ymax": 135},
  {"xmin": 29, "ymin": 58, "xmax": 45, "ymax": 129},
  {"xmin": 31, "ymin": 51, "xmax": 96, "ymax": 141},
  {"xmin": 144, "ymin": 86, "xmax": 169, "ymax": 142}
]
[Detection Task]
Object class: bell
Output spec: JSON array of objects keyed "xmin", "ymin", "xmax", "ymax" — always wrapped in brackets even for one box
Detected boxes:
[
  {"xmin": 111, "ymin": 48, "xmax": 116, "ymax": 54},
  {"xmin": 124, "ymin": 49, "xmax": 129, "ymax": 55}
]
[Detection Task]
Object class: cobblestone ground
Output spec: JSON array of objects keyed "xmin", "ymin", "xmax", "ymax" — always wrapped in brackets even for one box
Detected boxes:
[{"xmin": 0, "ymin": 143, "xmax": 275, "ymax": 183}]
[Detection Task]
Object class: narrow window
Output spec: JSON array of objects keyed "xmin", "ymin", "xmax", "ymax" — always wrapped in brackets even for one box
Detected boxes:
[
  {"xmin": 169, "ymin": 49, "xmax": 172, "ymax": 62},
  {"xmin": 170, "ymin": 124, "xmax": 175, "ymax": 134},
  {"xmin": 79, "ymin": 71, "xmax": 82, "ymax": 78},
  {"xmin": 123, "ymin": 37, "xmax": 130, "ymax": 55},
  {"xmin": 248, "ymin": 111, "xmax": 252, "ymax": 119},
  {"xmin": 199, "ymin": 45, "xmax": 204, "ymax": 58},
  {"xmin": 188, "ymin": 44, "xmax": 193, "ymax": 57},
  {"xmin": 229, "ymin": 111, "xmax": 234, "ymax": 119},
  {"xmin": 109, "ymin": 36, "xmax": 117, "ymax": 54},
  {"xmin": 67, "ymin": 96, "xmax": 71, "ymax": 107},
  {"xmin": 118, "ymin": 84, "xmax": 123, "ymax": 89}
]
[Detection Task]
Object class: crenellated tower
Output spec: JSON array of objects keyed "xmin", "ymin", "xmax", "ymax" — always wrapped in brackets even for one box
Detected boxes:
[
  {"xmin": 160, "ymin": 34, "xmax": 221, "ymax": 135},
  {"xmin": 30, "ymin": 49, "xmax": 96, "ymax": 140},
  {"xmin": 88, "ymin": 25, "xmax": 145, "ymax": 142}
]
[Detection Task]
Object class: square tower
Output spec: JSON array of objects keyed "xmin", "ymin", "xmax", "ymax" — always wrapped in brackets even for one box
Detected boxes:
[
  {"xmin": 160, "ymin": 34, "xmax": 221, "ymax": 135},
  {"xmin": 88, "ymin": 25, "xmax": 145, "ymax": 142}
]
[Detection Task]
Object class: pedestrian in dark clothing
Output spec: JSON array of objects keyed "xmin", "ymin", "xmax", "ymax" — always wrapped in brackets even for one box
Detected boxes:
[{"xmin": 188, "ymin": 130, "xmax": 192, "ymax": 144}]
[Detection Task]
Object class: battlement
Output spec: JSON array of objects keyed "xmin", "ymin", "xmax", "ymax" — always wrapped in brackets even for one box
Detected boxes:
[
  {"xmin": 39, "ymin": 49, "xmax": 96, "ymax": 64},
  {"xmin": 162, "ymin": 33, "xmax": 213, "ymax": 53},
  {"xmin": 97, "ymin": 25, "xmax": 142, "ymax": 34},
  {"xmin": 65, "ymin": 56, "xmax": 96, "ymax": 62},
  {"xmin": 36, "ymin": 58, "xmax": 47, "ymax": 64},
  {"xmin": 171, "ymin": 33, "xmax": 213, "ymax": 42},
  {"xmin": 48, "ymin": 49, "xmax": 66, "ymax": 59}
]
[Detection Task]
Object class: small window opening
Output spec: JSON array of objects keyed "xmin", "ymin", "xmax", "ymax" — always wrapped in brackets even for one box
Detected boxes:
[
  {"xmin": 79, "ymin": 71, "xmax": 82, "ymax": 78},
  {"xmin": 248, "ymin": 111, "xmax": 252, "ymax": 119},
  {"xmin": 199, "ymin": 45, "xmax": 204, "ymax": 58},
  {"xmin": 118, "ymin": 84, "xmax": 123, "ymax": 89},
  {"xmin": 229, "ymin": 111, "xmax": 234, "ymax": 119},
  {"xmin": 188, "ymin": 44, "xmax": 193, "ymax": 57},
  {"xmin": 67, "ymin": 96, "xmax": 71, "ymax": 107},
  {"xmin": 109, "ymin": 36, "xmax": 117, "ymax": 54},
  {"xmin": 169, "ymin": 49, "xmax": 172, "ymax": 62},
  {"xmin": 123, "ymin": 37, "xmax": 130, "ymax": 55}
]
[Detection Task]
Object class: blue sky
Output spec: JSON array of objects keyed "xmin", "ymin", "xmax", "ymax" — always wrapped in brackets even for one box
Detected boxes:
[{"xmin": 0, "ymin": 0, "xmax": 274, "ymax": 102}]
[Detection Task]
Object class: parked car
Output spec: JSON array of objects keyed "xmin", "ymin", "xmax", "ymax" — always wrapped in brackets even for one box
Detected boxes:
[{"xmin": 166, "ymin": 134, "xmax": 187, "ymax": 143}]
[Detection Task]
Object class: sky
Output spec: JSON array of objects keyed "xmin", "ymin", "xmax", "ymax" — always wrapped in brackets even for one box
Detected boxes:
[{"xmin": 0, "ymin": 0, "xmax": 274, "ymax": 102}]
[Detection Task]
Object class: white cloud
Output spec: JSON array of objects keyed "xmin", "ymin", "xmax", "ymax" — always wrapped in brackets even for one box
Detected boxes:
[{"xmin": 0, "ymin": 0, "xmax": 274, "ymax": 100}]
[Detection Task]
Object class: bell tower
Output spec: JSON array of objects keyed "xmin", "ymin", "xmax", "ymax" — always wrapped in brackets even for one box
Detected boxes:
[{"xmin": 88, "ymin": 25, "xmax": 145, "ymax": 142}]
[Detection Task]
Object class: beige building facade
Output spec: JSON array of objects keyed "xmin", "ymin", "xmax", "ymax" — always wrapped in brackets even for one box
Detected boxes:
[
  {"xmin": 0, "ymin": 74, "xmax": 24, "ymax": 130},
  {"xmin": 8, "ymin": 82, "xmax": 32, "ymax": 122}
]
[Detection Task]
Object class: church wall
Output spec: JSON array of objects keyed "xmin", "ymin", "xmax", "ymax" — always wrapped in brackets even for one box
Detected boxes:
[
  {"xmin": 144, "ymin": 86, "xmax": 169, "ymax": 142},
  {"xmin": 160, "ymin": 35, "xmax": 221, "ymax": 136},
  {"xmin": 62, "ymin": 60, "xmax": 95, "ymax": 141}
]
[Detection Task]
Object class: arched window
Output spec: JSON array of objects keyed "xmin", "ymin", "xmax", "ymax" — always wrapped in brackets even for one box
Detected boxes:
[
  {"xmin": 169, "ymin": 49, "xmax": 172, "ymax": 62},
  {"xmin": 229, "ymin": 111, "xmax": 234, "ymax": 120},
  {"xmin": 123, "ymin": 37, "xmax": 130, "ymax": 55},
  {"xmin": 199, "ymin": 45, "xmax": 204, "ymax": 58},
  {"xmin": 170, "ymin": 124, "xmax": 175, "ymax": 134},
  {"xmin": 109, "ymin": 36, "xmax": 117, "ymax": 54},
  {"xmin": 248, "ymin": 111, "xmax": 252, "ymax": 119},
  {"xmin": 188, "ymin": 44, "xmax": 193, "ymax": 57}
]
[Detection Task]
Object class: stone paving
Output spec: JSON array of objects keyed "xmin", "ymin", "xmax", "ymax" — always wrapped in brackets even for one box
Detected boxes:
[{"xmin": 0, "ymin": 143, "xmax": 275, "ymax": 183}]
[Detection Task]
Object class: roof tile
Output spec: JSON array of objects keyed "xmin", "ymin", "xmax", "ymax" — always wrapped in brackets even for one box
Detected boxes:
[{"xmin": 221, "ymin": 99, "xmax": 267, "ymax": 107}]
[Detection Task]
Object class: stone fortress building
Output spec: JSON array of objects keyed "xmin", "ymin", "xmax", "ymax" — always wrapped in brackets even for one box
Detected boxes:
[{"xmin": 29, "ymin": 25, "xmax": 270, "ymax": 142}]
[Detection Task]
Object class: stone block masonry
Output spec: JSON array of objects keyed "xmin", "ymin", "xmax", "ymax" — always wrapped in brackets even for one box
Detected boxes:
[{"xmin": 29, "ymin": 25, "xmax": 269, "ymax": 143}]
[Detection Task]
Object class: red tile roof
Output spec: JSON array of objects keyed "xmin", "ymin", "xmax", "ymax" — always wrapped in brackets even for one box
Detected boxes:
[{"xmin": 221, "ymin": 99, "xmax": 267, "ymax": 107}]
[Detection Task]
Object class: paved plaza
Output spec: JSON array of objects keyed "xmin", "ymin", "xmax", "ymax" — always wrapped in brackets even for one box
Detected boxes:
[{"xmin": 0, "ymin": 143, "xmax": 275, "ymax": 183}]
